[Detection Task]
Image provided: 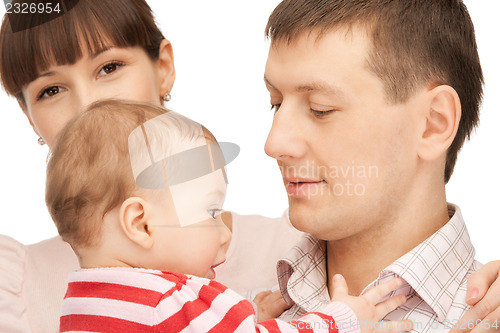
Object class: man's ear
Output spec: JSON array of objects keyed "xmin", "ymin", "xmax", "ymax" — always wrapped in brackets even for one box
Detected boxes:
[
  {"xmin": 18, "ymin": 100, "xmax": 42, "ymax": 138},
  {"xmin": 157, "ymin": 39, "xmax": 176, "ymax": 97},
  {"xmin": 417, "ymin": 85, "xmax": 461, "ymax": 161},
  {"xmin": 119, "ymin": 197, "xmax": 154, "ymax": 249}
]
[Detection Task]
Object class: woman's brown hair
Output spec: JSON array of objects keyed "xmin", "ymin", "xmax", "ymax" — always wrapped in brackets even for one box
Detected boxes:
[{"xmin": 0, "ymin": 0, "xmax": 165, "ymax": 104}]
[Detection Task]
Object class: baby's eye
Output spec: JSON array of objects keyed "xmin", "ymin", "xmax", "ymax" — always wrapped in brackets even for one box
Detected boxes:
[
  {"xmin": 98, "ymin": 61, "xmax": 124, "ymax": 76},
  {"xmin": 207, "ymin": 209, "xmax": 223, "ymax": 219}
]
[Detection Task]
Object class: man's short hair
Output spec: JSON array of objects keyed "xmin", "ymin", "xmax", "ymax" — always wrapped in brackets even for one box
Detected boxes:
[{"xmin": 266, "ymin": 0, "xmax": 483, "ymax": 182}]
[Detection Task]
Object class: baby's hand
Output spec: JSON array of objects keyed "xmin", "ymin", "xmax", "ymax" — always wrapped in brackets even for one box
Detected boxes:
[
  {"xmin": 253, "ymin": 290, "xmax": 293, "ymax": 322},
  {"xmin": 331, "ymin": 274, "xmax": 413, "ymax": 333}
]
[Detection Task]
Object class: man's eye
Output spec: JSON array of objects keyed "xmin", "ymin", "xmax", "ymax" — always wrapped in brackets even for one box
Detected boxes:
[
  {"xmin": 98, "ymin": 61, "xmax": 123, "ymax": 76},
  {"xmin": 38, "ymin": 86, "xmax": 62, "ymax": 100},
  {"xmin": 270, "ymin": 104, "xmax": 281, "ymax": 114},
  {"xmin": 310, "ymin": 109, "xmax": 336, "ymax": 118}
]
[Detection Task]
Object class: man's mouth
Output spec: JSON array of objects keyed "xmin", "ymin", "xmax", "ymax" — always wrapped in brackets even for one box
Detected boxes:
[{"xmin": 285, "ymin": 177, "xmax": 326, "ymax": 197}]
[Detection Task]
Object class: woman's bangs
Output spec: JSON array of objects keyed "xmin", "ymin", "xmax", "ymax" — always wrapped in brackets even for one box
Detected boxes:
[{"xmin": 1, "ymin": 0, "xmax": 160, "ymax": 98}]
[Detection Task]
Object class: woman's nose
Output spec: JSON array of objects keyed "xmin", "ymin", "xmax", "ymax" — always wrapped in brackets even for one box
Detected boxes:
[{"xmin": 76, "ymin": 85, "xmax": 118, "ymax": 115}]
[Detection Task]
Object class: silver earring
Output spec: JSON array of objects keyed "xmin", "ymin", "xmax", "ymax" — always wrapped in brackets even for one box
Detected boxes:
[
  {"xmin": 38, "ymin": 137, "xmax": 46, "ymax": 146},
  {"xmin": 163, "ymin": 93, "xmax": 171, "ymax": 102}
]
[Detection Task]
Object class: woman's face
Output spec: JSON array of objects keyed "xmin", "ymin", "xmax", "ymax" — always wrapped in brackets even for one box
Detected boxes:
[{"xmin": 21, "ymin": 42, "xmax": 175, "ymax": 147}]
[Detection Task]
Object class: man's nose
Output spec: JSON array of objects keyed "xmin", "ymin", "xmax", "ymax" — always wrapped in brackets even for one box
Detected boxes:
[{"xmin": 264, "ymin": 103, "xmax": 307, "ymax": 162}]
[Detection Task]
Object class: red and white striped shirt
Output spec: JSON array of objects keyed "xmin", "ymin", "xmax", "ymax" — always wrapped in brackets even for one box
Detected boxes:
[{"xmin": 60, "ymin": 267, "xmax": 358, "ymax": 333}]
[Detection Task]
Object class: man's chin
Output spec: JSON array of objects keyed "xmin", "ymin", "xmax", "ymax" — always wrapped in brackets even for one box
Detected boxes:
[
  {"xmin": 288, "ymin": 205, "xmax": 325, "ymax": 233},
  {"xmin": 288, "ymin": 204, "xmax": 353, "ymax": 240}
]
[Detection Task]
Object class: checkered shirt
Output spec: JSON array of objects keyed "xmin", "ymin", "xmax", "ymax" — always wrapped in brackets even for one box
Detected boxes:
[{"xmin": 277, "ymin": 204, "xmax": 482, "ymax": 332}]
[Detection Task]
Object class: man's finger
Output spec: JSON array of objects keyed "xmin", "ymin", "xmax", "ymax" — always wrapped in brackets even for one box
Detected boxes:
[
  {"xmin": 449, "ymin": 297, "xmax": 500, "ymax": 333},
  {"xmin": 461, "ymin": 276, "xmax": 500, "ymax": 333},
  {"xmin": 450, "ymin": 310, "xmax": 500, "ymax": 333},
  {"xmin": 466, "ymin": 261, "xmax": 500, "ymax": 306}
]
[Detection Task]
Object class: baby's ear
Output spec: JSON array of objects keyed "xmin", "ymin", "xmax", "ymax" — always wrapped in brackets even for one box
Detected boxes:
[{"xmin": 119, "ymin": 197, "xmax": 153, "ymax": 249}]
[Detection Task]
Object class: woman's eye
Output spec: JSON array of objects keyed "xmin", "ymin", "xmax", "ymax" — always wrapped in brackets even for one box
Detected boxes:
[
  {"xmin": 98, "ymin": 62, "xmax": 123, "ymax": 76},
  {"xmin": 38, "ymin": 86, "xmax": 62, "ymax": 100}
]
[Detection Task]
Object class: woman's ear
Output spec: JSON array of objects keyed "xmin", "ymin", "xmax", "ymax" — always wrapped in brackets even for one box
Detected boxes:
[
  {"xmin": 417, "ymin": 85, "xmax": 461, "ymax": 161},
  {"xmin": 157, "ymin": 39, "xmax": 176, "ymax": 97},
  {"xmin": 119, "ymin": 197, "xmax": 154, "ymax": 249}
]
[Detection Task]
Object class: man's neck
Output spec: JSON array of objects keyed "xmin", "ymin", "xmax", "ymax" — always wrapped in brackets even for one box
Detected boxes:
[{"xmin": 326, "ymin": 190, "xmax": 450, "ymax": 296}]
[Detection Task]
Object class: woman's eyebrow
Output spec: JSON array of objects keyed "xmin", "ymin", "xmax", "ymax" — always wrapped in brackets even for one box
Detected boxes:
[
  {"xmin": 32, "ymin": 70, "xmax": 58, "ymax": 82},
  {"xmin": 37, "ymin": 71, "xmax": 56, "ymax": 79},
  {"xmin": 89, "ymin": 46, "xmax": 113, "ymax": 60},
  {"xmin": 33, "ymin": 47, "xmax": 115, "ymax": 80}
]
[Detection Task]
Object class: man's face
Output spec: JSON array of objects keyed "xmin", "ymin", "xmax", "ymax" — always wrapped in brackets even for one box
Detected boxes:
[{"xmin": 264, "ymin": 28, "xmax": 423, "ymax": 241}]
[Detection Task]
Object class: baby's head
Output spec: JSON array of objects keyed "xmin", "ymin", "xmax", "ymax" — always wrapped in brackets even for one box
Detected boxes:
[{"xmin": 46, "ymin": 100, "xmax": 231, "ymax": 279}]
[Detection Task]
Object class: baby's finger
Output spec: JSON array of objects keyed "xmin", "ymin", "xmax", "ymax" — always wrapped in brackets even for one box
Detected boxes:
[
  {"xmin": 363, "ymin": 278, "xmax": 403, "ymax": 305},
  {"xmin": 253, "ymin": 290, "xmax": 272, "ymax": 303},
  {"xmin": 270, "ymin": 290, "xmax": 293, "ymax": 311},
  {"xmin": 371, "ymin": 320, "xmax": 413, "ymax": 333},
  {"xmin": 375, "ymin": 294, "xmax": 407, "ymax": 320},
  {"xmin": 268, "ymin": 290, "xmax": 286, "ymax": 303},
  {"xmin": 331, "ymin": 274, "xmax": 349, "ymax": 300}
]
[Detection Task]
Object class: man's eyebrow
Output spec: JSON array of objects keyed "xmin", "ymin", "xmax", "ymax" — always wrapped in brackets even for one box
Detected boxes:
[
  {"xmin": 263, "ymin": 75, "xmax": 275, "ymax": 89},
  {"xmin": 264, "ymin": 75, "xmax": 346, "ymax": 98},
  {"xmin": 295, "ymin": 81, "xmax": 345, "ymax": 97}
]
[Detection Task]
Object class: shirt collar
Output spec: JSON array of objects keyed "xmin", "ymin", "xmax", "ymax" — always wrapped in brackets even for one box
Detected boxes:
[
  {"xmin": 277, "ymin": 234, "xmax": 329, "ymax": 311},
  {"xmin": 377, "ymin": 204, "xmax": 475, "ymax": 321},
  {"xmin": 277, "ymin": 203, "xmax": 475, "ymax": 321}
]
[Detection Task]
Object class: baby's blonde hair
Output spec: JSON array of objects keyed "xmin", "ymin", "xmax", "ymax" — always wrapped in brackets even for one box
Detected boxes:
[{"xmin": 46, "ymin": 99, "xmax": 215, "ymax": 249}]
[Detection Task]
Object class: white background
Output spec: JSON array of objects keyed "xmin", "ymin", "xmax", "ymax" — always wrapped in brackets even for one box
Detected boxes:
[{"xmin": 0, "ymin": 1, "xmax": 498, "ymax": 263}]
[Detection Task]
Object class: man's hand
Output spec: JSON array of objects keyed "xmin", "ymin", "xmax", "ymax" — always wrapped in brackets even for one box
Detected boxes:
[
  {"xmin": 331, "ymin": 274, "xmax": 412, "ymax": 333},
  {"xmin": 253, "ymin": 290, "xmax": 293, "ymax": 322},
  {"xmin": 449, "ymin": 261, "xmax": 500, "ymax": 333}
]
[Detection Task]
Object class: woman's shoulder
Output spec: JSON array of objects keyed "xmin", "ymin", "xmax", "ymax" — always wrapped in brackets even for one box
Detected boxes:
[
  {"xmin": 0, "ymin": 235, "xmax": 79, "ymax": 333},
  {"xmin": 0, "ymin": 234, "xmax": 30, "ymax": 332},
  {"xmin": 0, "ymin": 234, "xmax": 27, "ymax": 275}
]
